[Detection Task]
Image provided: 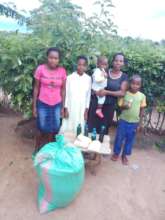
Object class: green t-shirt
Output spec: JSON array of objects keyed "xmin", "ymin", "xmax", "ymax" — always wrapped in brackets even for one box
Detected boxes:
[{"xmin": 119, "ymin": 91, "xmax": 146, "ymax": 123}]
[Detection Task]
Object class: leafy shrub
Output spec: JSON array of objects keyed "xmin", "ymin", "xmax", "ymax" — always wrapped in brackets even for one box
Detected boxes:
[
  {"xmin": 0, "ymin": 0, "xmax": 165, "ymax": 118},
  {"xmin": 155, "ymin": 139, "xmax": 165, "ymax": 152}
]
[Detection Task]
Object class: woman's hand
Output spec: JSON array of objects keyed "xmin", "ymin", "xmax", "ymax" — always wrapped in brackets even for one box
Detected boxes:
[
  {"xmin": 32, "ymin": 79, "xmax": 40, "ymax": 118},
  {"xmin": 96, "ymin": 89, "xmax": 108, "ymax": 97},
  {"xmin": 32, "ymin": 106, "xmax": 37, "ymax": 118}
]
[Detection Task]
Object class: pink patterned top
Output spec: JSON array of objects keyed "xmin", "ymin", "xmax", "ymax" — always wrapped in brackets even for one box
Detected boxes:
[{"xmin": 34, "ymin": 64, "xmax": 67, "ymax": 106}]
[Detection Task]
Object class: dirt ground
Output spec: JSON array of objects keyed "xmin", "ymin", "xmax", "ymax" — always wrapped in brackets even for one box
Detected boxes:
[{"xmin": 0, "ymin": 113, "xmax": 165, "ymax": 220}]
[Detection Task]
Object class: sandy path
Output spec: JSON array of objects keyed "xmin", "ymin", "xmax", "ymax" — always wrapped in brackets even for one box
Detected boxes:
[{"xmin": 0, "ymin": 115, "xmax": 165, "ymax": 220}]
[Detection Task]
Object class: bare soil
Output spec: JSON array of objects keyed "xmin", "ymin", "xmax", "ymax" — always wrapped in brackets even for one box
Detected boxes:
[{"xmin": 0, "ymin": 113, "xmax": 165, "ymax": 220}]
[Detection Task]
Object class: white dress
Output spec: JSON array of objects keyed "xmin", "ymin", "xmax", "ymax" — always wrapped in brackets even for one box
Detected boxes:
[{"xmin": 60, "ymin": 72, "xmax": 92, "ymax": 133}]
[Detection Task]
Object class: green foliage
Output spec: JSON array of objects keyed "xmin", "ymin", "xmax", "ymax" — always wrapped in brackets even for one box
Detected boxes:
[
  {"xmin": 155, "ymin": 139, "xmax": 165, "ymax": 152},
  {"xmin": 156, "ymin": 100, "xmax": 165, "ymax": 113},
  {"xmin": 0, "ymin": 32, "xmax": 46, "ymax": 116},
  {"xmin": 120, "ymin": 39, "xmax": 165, "ymax": 105},
  {"xmin": 0, "ymin": 0, "xmax": 165, "ymax": 117},
  {"xmin": 0, "ymin": 3, "xmax": 27, "ymax": 24},
  {"xmin": 27, "ymin": 0, "xmax": 115, "ymax": 71}
]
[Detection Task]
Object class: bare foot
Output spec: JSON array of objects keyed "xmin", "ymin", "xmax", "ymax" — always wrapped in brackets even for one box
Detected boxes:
[{"xmin": 96, "ymin": 109, "xmax": 104, "ymax": 118}]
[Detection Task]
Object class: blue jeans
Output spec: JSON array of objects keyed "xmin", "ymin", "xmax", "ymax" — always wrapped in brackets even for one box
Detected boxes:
[
  {"xmin": 37, "ymin": 100, "xmax": 61, "ymax": 134},
  {"xmin": 114, "ymin": 119, "xmax": 138, "ymax": 156}
]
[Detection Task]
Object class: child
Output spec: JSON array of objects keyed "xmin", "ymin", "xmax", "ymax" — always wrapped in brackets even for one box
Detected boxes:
[
  {"xmin": 92, "ymin": 56, "xmax": 108, "ymax": 118},
  {"xmin": 60, "ymin": 56, "xmax": 91, "ymax": 133},
  {"xmin": 111, "ymin": 74, "xmax": 146, "ymax": 165}
]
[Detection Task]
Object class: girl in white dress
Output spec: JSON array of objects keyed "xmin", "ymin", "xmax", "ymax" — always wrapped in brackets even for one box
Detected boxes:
[{"xmin": 61, "ymin": 56, "xmax": 92, "ymax": 133}]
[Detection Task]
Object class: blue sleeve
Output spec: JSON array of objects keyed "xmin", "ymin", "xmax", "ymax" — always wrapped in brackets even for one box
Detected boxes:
[{"xmin": 121, "ymin": 73, "xmax": 128, "ymax": 82}]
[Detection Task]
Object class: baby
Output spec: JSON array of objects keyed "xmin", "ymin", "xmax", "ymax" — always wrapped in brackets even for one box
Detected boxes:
[{"xmin": 92, "ymin": 56, "xmax": 108, "ymax": 118}]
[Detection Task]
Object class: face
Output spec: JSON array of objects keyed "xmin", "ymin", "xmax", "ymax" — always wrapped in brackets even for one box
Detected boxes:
[
  {"xmin": 130, "ymin": 79, "xmax": 141, "ymax": 93},
  {"xmin": 77, "ymin": 59, "xmax": 87, "ymax": 74},
  {"xmin": 99, "ymin": 59, "xmax": 108, "ymax": 70},
  {"xmin": 113, "ymin": 55, "xmax": 124, "ymax": 71},
  {"xmin": 47, "ymin": 51, "xmax": 60, "ymax": 69}
]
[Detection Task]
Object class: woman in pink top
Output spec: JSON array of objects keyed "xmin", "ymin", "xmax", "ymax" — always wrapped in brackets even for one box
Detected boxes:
[{"xmin": 33, "ymin": 47, "xmax": 67, "ymax": 151}]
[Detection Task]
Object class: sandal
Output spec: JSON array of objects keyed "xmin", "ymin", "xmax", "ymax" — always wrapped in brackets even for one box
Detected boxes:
[
  {"xmin": 111, "ymin": 154, "xmax": 119, "ymax": 161},
  {"xmin": 122, "ymin": 155, "xmax": 129, "ymax": 165}
]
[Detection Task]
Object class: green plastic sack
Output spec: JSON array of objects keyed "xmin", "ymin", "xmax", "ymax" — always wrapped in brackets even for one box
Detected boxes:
[{"xmin": 34, "ymin": 135, "xmax": 85, "ymax": 214}]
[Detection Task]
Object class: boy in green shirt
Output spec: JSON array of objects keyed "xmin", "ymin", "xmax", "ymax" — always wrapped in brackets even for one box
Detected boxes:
[{"xmin": 111, "ymin": 75, "xmax": 146, "ymax": 165}]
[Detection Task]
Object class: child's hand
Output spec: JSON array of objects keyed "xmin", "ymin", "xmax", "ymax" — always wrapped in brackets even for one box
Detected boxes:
[
  {"xmin": 84, "ymin": 109, "xmax": 88, "ymax": 121},
  {"xmin": 123, "ymin": 100, "xmax": 132, "ymax": 109},
  {"xmin": 64, "ymin": 108, "xmax": 69, "ymax": 118},
  {"xmin": 102, "ymin": 71, "xmax": 107, "ymax": 78},
  {"xmin": 123, "ymin": 103, "xmax": 131, "ymax": 109}
]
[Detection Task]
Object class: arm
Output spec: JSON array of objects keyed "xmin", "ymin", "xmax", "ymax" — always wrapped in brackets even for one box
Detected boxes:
[
  {"xmin": 93, "ymin": 68, "xmax": 104, "ymax": 83},
  {"xmin": 137, "ymin": 107, "xmax": 145, "ymax": 132},
  {"xmin": 86, "ymin": 78, "xmax": 92, "ymax": 109},
  {"xmin": 107, "ymin": 80, "xmax": 128, "ymax": 97},
  {"xmin": 61, "ymin": 80, "xmax": 66, "ymax": 108},
  {"xmin": 61, "ymin": 79, "xmax": 66, "ymax": 118},
  {"xmin": 137, "ymin": 95, "xmax": 147, "ymax": 131},
  {"xmin": 139, "ymin": 95, "xmax": 146, "ymax": 125},
  {"xmin": 32, "ymin": 79, "xmax": 40, "ymax": 117},
  {"xmin": 139, "ymin": 107, "xmax": 145, "ymax": 125},
  {"xmin": 84, "ymin": 77, "xmax": 92, "ymax": 121},
  {"xmin": 118, "ymin": 97, "xmax": 131, "ymax": 110},
  {"xmin": 64, "ymin": 77, "xmax": 69, "ymax": 118},
  {"xmin": 98, "ymin": 81, "xmax": 128, "ymax": 97}
]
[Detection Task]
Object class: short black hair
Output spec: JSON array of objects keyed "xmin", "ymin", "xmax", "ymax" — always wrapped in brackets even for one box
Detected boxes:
[
  {"xmin": 112, "ymin": 52, "xmax": 127, "ymax": 64},
  {"xmin": 77, "ymin": 55, "xmax": 88, "ymax": 64},
  {"xmin": 46, "ymin": 47, "xmax": 61, "ymax": 58},
  {"xmin": 97, "ymin": 56, "xmax": 108, "ymax": 64},
  {"xmin": 130, "ymin": 74, "xmax": 142, "ymax": 83}
]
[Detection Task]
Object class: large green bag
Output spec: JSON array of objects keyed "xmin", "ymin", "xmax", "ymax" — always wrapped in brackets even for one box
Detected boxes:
[{"xmin": 34, "ymin": 135, "xmax": 85, "ymax": 214}]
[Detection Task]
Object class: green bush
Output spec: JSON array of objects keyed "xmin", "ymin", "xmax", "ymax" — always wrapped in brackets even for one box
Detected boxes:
[
  {"xmin": 0, "ymin": 33, "xmax": 46, "ymax": 116},
  {"xmin": 0, "ymin": 0, "xmax": 165, "ymax": 117}
]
